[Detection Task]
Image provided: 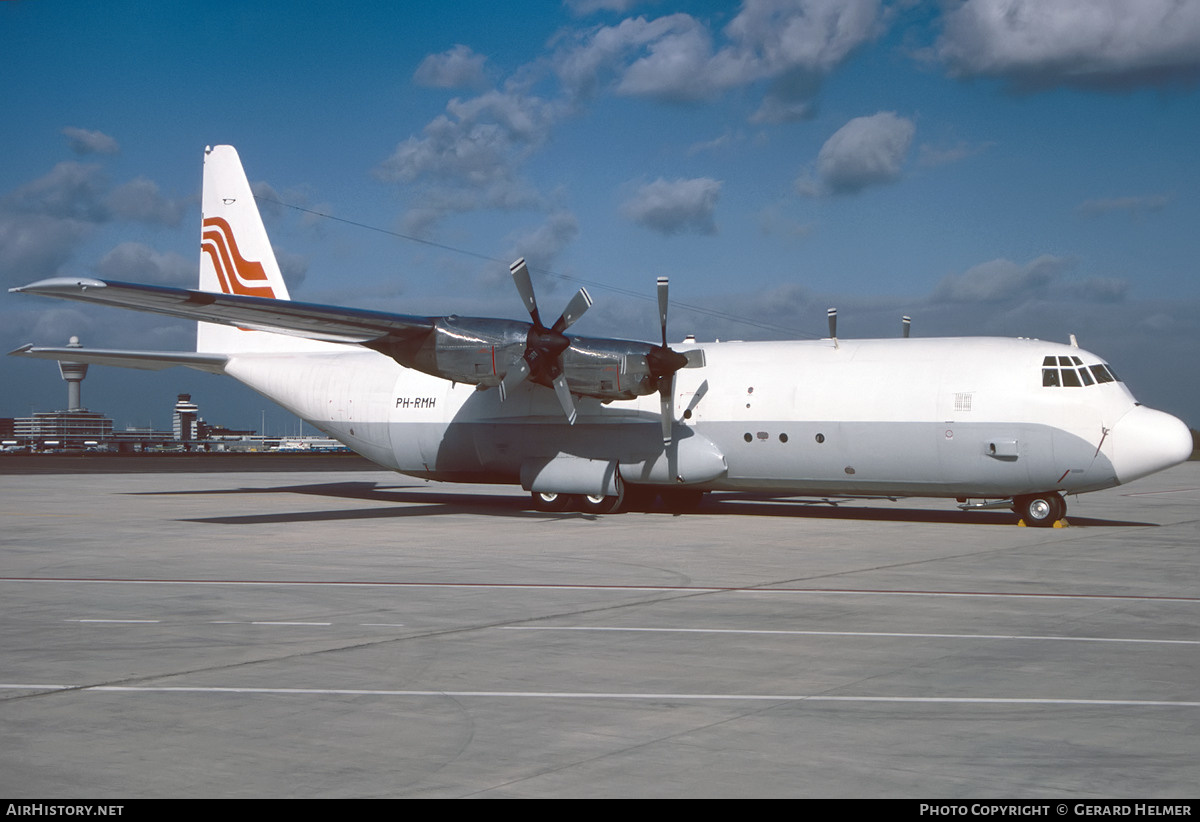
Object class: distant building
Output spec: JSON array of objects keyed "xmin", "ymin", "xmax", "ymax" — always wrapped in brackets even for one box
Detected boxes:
[
  {"xmin": 13, "ymin": 341, "xmax": 304, "ymax": 451},
  {"xmin": 13, "ymin": 337, "xmax": 115, "ymax": 448},
  {"xmin": 14, "ymin": 411, "xmax": 114, "ymax": 449},
  {"xmin": 173, "ymin": 393, "xmax": 200, "ymax": 441}
]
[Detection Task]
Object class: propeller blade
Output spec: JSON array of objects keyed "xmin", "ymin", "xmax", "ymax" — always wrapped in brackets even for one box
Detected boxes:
[
  {"xmin": 552, "ymin": 373, "xmax": 578, "ymax": 426},
  {"xmin": 551, "ymin": 287, "xmax": 593, "ymax": 334},
  {"xmin": 683, "ymin": 349, "xmax": 705, "ymax": 368},
  {"xmin": 657, "ymin": 276, "xmax": 669, "ymax": 348},
  {"xmin": 659, "ymin": 375, "xmax": 674, "ymax": 446},
  {"xmin": 509, "ymin": 258, "xmax": 542, "ymax": 327},
  {"xmin": 498, "ymin": 358, "xmax": 530, "ymax": 402}
]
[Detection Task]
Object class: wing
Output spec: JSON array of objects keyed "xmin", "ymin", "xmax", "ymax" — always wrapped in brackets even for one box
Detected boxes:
[
  {"xmin": 10, "ymin": 277, "xmax": 436, "ymax": 345},
  {"xmin": 11, "ymin": 269, "xmax": 705, "ymax": 429}
]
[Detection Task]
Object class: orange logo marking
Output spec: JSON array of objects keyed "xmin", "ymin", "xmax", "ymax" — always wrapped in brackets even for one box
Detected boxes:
[{"xmin": 201, "ymin": 216, "xmax": 276, "ymax": 299}]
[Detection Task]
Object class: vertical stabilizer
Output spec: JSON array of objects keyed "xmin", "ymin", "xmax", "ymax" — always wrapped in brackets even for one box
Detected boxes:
[{"xmin": 198, "ymin": 145, "xmax": 332, "ymax": 353}]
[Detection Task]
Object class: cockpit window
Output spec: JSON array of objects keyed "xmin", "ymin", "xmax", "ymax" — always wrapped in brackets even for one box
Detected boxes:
[{"xmin": 1042, "ymin": 356, "xmax": 1122, "ymax": 388}]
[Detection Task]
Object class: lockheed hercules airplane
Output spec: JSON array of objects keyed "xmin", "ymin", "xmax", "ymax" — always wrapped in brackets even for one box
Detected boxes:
[{"xmin": 10, "ymin": 146, "xmax": 1193, "ymax": 525}]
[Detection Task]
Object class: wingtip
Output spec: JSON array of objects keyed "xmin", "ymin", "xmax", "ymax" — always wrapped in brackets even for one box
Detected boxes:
[{"xmin": 12, "ymin": 277, "xmax": 107, "ymax": 295}]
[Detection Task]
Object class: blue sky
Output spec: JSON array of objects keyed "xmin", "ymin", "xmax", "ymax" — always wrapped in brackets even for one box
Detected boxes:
[{"xmin": 3, "ymin": 0, "xmax": 1199, "ymax": 434}]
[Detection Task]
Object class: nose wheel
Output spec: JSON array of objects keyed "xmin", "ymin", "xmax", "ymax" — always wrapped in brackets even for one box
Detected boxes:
[{"xmin": 1014, "ymin": 492, "xmax": 1066, "ymax": 527}]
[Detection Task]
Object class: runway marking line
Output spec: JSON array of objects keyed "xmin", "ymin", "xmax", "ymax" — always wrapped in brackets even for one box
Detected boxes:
[
  {"xmin": 499, "ymin": 626, "xmax": 1200, "ymax": 645},
  {"xmin": 2, "ymin": 683, "xmax": 1198, "ymax": 708},
  {"xmin": 4, "ymin": 577, "xmax": 1198, "ymax": 604}
]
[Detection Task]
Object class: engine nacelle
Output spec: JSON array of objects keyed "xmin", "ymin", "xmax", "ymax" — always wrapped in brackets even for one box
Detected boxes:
[{"xmin": 369, "ymin": 317, "xmax": 665, "ymax": 402}]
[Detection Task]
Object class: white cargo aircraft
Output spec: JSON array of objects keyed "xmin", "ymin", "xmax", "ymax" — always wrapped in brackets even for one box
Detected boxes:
[{"xmin": 10, "ymin": 146, "xmax": 1193, "ymax": 525}]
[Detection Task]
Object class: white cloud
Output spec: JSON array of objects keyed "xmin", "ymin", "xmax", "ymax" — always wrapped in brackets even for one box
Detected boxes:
[
  {"xmin": 616, "ymin": 17, "xmax": 725, "ymax": 101},
  {"xmin": 553, "ymin": 14, "xmax": 701, "ymax": 101},
  {"xmin": 725, "ymin": 0, "xmax": 882, "ymax": 75},
  {"xmin": 1077, "ymin": 195, "xmax": 1170, "ymax": 218},
  {"xmin": 105, "ymin": 178, "xmax": 186, "ymax": 226},
  {"xmin": 0, "ymin": 213, "xmax": 89, "ymax": 287},
  {"xmin": 553, "ymin": 1, "xmax": 881, "ymax": 109},
  {"xmin": 803, "ymin": 111, "xmax": 915, "ymax": 195},
  {"xmin": 377, "ymin": 88, "xmax": 561, "ymax": 233},
  {"xmin": 95, "ymin": 242, "xmax": 193, "ymax": 285},
  {"xmin": 275, "ymin": 249, "xmax": 309, "ymax": 291},
  {"xmin": 0, "ymin": 161, "xmax": 188, "ymax": 286},
  {"xmin": 383, "ymin": 2, "xmax": 888, "ymax": 236},
  {"xmin": 936, "ymin": 0, "xmax": 1200, "ymax": 91},
  {"xmin": 413, "ymin": 45, "xmax": 489, "ymax": 89},
  {"xmin": 931, "ymin": 255, "xmax": 1078, "ymax": 303},
  {"xmin": 505, "ymin": 211, "xmax": 580, "ymax": 269},
  {"xmin": 61, "ymin": 127, "xmax": 119, "ymax": 156},
  {"xmin": 5, "ymin": 161, "xmax": 110, "ymax": 221},
  {"xmin": 565, "ymin": 0, "xmax": 648, "ymax": 15},
  {"xmin": 621, "ymin": 177, "xmax": 721, "ymax": 235}
]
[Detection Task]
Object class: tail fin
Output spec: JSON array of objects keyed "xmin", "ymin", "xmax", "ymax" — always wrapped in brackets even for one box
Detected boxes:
[
  {"xmin": 200, "ymin": 145, "xmax": 290, "ymax": 302},
  {"xmin": 198, "ymin": 145, "xmax": 331, "ymax": 354}
]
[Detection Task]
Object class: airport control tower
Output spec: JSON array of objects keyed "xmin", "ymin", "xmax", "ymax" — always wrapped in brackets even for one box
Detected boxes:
[
  {"xmin": 14, "ymin": 336, "xmax": 113, "ymax": 448},
  {"xmin": 58, "ymin": 336, "xmax": 88, "ymax": 411}
]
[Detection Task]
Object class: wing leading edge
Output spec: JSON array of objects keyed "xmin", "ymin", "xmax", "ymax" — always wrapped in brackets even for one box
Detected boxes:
[{"xmin": 9, "ymin": 277, "xmax": 437, "ymax": 346}]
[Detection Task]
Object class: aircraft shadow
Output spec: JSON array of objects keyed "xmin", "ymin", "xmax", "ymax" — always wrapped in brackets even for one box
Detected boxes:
[{"xmin": 128, "ymin": 482, "xmax": 1154, "ymax": 528}]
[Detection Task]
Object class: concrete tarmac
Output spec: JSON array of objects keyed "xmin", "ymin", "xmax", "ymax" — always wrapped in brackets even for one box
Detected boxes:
[{"xmin": 2, "ymin": 461, "xmax": 1198, "ymax": 798}]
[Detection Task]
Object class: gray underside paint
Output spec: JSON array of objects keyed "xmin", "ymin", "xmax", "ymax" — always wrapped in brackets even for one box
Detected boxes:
[{"xmin": 318, "ymin": 416, "xmax": 1117, "ymax": 499}]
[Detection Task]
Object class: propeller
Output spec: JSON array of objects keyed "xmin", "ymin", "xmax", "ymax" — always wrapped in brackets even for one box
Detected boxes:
[
  {"xmin": 499, "ymin": 258, "xmax": 592, "ymax": 425},
  {"xmin": 646, "ymin": 276, "xmax": 704, "ymax": 447}
]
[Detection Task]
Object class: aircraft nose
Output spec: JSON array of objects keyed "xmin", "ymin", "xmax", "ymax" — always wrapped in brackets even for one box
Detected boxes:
[{"xmin": 1109, "ymin": 405, "xmax": 1193, "ymax": 485}]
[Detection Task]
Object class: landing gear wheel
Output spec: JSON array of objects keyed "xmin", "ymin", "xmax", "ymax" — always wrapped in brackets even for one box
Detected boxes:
[
  {"xmin": 531, "ymin": 491, "xmax": 573, "ymax": 512},
  {"xmin": 578, "ymin": 477, "xmax": 626, "ymax": 514},
  {"xmin": 1015, "ymin": 492, "xmax": 1065, "ymax": 527}
]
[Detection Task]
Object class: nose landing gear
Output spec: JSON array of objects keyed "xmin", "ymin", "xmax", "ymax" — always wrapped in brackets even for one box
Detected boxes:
[{"xmin": 1014, "ymin": 492, "xmax": 1066, "ymax": 527}]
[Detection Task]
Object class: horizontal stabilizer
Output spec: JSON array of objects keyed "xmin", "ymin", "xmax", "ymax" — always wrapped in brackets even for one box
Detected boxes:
[
  {"xmin": 10, "ymin": 278, "xmax": 436, "ymax": 346},
  {"xmin": 9, "ymin": 344, "xmax": 229, "ymax": 373},
  {"xmin": 9, "ymin": 344, "xmax": 228, "ymax": 373}
]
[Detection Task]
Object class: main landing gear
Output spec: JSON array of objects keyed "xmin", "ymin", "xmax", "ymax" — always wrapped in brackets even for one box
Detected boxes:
[
  {"xmin": 1013, "ymin": 492, "xmax": 1066, "ymax": 527},
  {"xmin": 530, "ymin": 488, "xmax": 625, "ymax": 514},
  {"xmin": 529, "ymin": 483, "xmax": 708, "ymax": 515}
]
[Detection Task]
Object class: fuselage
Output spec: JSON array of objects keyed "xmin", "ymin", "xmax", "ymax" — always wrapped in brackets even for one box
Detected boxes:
[{"xmin": 222, "ymin": 334, "xmax": 1193, "ymax": 501}]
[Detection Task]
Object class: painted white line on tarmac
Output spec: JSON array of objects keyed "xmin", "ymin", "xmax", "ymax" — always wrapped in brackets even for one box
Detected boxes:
[
  {"xmin": 2, "ymin": 683, "xmax": 1198, "ymax": 708},
  {"xmin": 500, "ymin": 626, "xmax": 1200, "ymax": 645},
  {"xmin": 5, "ymin": 577, "xmax": 1197, "ymax": 603}
]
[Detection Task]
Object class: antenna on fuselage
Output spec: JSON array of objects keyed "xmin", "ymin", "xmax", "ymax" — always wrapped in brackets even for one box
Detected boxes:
[
  {"xmin": 902, "ymin": 315, "xmax": 911, "ymax": 338},
  {"xmin": 827, "ymin": 307, "xmax": 838, "ymax": 349}
]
